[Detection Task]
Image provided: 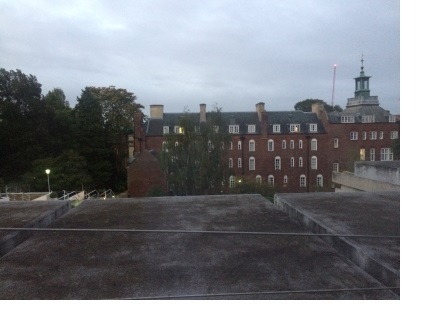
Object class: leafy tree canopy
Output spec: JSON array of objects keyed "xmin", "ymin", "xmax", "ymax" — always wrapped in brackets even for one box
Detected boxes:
[{"xmin": 294, "ymin": 99, "xmax": 343, "ymax": 113}]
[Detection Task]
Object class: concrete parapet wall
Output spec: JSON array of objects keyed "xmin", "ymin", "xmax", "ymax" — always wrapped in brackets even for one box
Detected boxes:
[
  {"xmin": 354, "ymin": 161, "xmax": 400, "ymax": 185},
  {"xmin": 333, "ymin": 171, "xmax": 399, "ymax": 192}
]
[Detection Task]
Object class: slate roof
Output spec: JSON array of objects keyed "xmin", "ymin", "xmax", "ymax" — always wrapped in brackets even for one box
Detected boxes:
[
  {"xmin": 328, "ymin": 104, "xmax": 396, "ymax": 124},
  {"xmin": 145, "ymin": 110, "xmax": 326, "ymax": 136}
]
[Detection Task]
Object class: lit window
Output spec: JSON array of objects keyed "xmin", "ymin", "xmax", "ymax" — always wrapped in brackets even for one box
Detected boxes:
[
  {"xmin": 369, "ymin": 131, "xmax": 377, "ymax": 140},
  {"xmin": 290, "ymin": 140, "xmax": 294, "ymax": 149},
  {"xmin": 350, "ymin": 132, "xmax": 358, "ymax": 140},
  {"xmin": 380, "ymin": 148, "xmax": 394, "ymax": 161},
  {"xmin": 273, "ymin": 124, "xmax": 281, "ymax": 133},
  {"xmin": 299, "ymin": 157, "xmax": 303, "ymax": 167},
  {"xmin": 334, "ymin": 138, "xmax": 339, "ymax": 148},
  {"xmin": 370, "ymin": 148, "xmax": 375, "ymax": 161},
  {"xmin": 300, "ymin": 175, "xmax": 306, "ymax": 187},
  {"xmin": 229, "ymin": 125, "xmax": 239, "ymax": 134},
  {"xmin": 248, "ymin": 125, "xmax": 256, "ymax": 133},
  {"xmin": 268, "ymin": 139, "xmax": 274, "ymax": 151},
  {"xmin": 163, "ymin": 126, "xmax": 169, "ymax": 134},
  {"xmin": 268, "ymin": 175, "xmax": 274, "ymax": 186},
  {"xmin": 174, "ymin": 126, "xmax": 184, "ymax": 134},
  {"xmin": 311, "ymin": 156, "xmax": 317, "ymax": 169},
  {"xmin": 360, "ymin": 148, "xmax": 365, "ymax": 161},
  {"xmin": 311, "ymin": 138, "xmax": 317, "ymax": 151},
  {"xmin": 309, "ymin": 123, "xmax": 317, "ymax": 132},
  {"xmin": 282, "ymin": 140, "xmax": 286, "ymax": 149},
  {"xmin": 249, "ymin": 157, "xmax": 255, "ymax": 171},
  {"xmin": 238, "ymin": 158, "xmax": 242, "ymax": 168},
  {"xmin": 249, "ymin": 140, "xmax": 255, "ymax": 152},
  {"xmin": 391, "ymin": 131, "xmax": 399, "ymax": 139},
  {"xmin": 341, "ymin": 116, "xmax": 355, "ymax": 123},
  {"xmin": 275, "ymin": 156, "xmax": 281, "ymax": 170},
  {"xmin": 290, "ymin": 124, "xmax": 300, "ymax": 132},
  {"xmin": 317, "ymin": 175, "xmax": 323, "ymax": 187}
]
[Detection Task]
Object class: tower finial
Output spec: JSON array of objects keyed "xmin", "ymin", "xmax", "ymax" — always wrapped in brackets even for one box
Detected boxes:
[{"xmin": 361, "ymin": 53, "xmax": 364, "ymax": 72}]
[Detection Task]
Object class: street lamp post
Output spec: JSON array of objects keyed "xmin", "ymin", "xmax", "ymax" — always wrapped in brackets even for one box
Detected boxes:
[{"xmin": 45, "ymin": 169, "xmax": 51, "ymax": 193}]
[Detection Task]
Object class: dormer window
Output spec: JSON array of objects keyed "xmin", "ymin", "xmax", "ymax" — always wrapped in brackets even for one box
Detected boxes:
[
  {"xmin": 163, "ymin": 126, "xmax": 169, "ymax": 134},
  {"xmin": 289, "ymin": 124, "xmax": 300, "ymax": 132},
  {"xmin": 174, "ymin": 126, "xmax": 184, "ymax": 134},
  {"xmin": 247, "ymin": 124, "xmax": 256, "ymax": 133},
  {"xmin": 362, "ymin": 115, "xmax": 375, "ymax": 123},
  {"xmin": 389, "ymin": 115, "xmax": 396, "ymax": 123},
  {"xmin": 309, "ymin": 123, "xmax": 317, "ymax": 132},
  {"xmin": 229, "ymin": 125, "xmax": 239, "ymax": 134},
  {"xmin": 273, "ymin": 124, "xmax": 281, "ymax": 133},
  {"xmin": 341, "ymin": 116, "xmax": 355, "ymax": 123}
]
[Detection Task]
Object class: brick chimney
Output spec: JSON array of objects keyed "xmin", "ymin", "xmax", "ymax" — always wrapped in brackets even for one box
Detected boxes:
[
  {"xmin": 256, "ymin": 102, "xmax": 265, "ymax": 122},
  {"xmin": 150, "ymin": 104, "xmax": 164, "ymax": 119},
  {"xmin": 133, "ymin": 110, "xmax": 145, "ymax": 155},
  {"xmin": 200, "ymin": 103, "xmax": 206, "ymax": 122}
]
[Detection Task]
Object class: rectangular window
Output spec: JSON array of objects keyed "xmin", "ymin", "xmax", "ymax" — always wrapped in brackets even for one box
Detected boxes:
[
  {"xmin": 249, "ymin": 140, "xmax": 255, "ymax": 152},
  {"xmin": 229, "ymin": 125, "xmax": 239, "ymax": 134},
  {"xmin": 268, "ymin": 140, "xmax": 274, "ymax": 151},
  {"xmin": 290, "ymin": 140, "xmax": 294, "ymax": 149},
  {"xmin": 379, "ymin": 131, "xmax": 384, "ymax": 139},
  {"xmin": 248, "ymin": 125, "xmax": 256, "ymax": 133},
  {"xmin": 229, "ymin": 158, "xmax": 233, "ymax": 168},
  {"xmin": 213, "ymin": 126, "xmax": 219, "ymax": 133},
  {"xmin": 238, "ymin": 158, "xmax": 242, "ymax": 168},
  {"xmin": 389, "ymin": 115, "xmax": 396, "ymax": 122},
  {"xmin": 362, "ymin": 131, "xmax": 367, "ymax": 140},
  {"xmin": 194, "ymin": 126, "xmax": 200, "ymax": 133},
  {"xmin": 309, "ymin": 123, "xmax": 317, "ymax": 132},
  {"xmin": 362, "ymin": 115, "xmax": 375, "ymax": 123},
  {"xmin": 290, "ymin": 124, "xmax": 300, "ymax": 132},
  {"xmin": 275, "ymin": 157, "xmax": 281, "ymax": 170},
  {"xmin": 341, "ymin": 116, "xmax": 355, "ymax": 123},
  {"xmin": 360, "ymin": 148, "xmax": 365, "ymax": 161},
  {"xmin": 249, "ymin": 158, "xmax": 255, "ymax": 171},
  {"xmin": 174, "ymin": 126, "xmax": 184, "ymax": 134},
  {"xmin": 300, "ymin": 176, "xmax": 306, "ymax": 187},
  {"xmin": 333, "ymin": 163, "xmax": 339, "ymax": 172},
  {"xmin": 370, "ymin": 148, "xmax": 375, "ymax": 161},
  {"xmin": 350, "ymin": 131, "xmax": 358, "ymax": 140},
  {"xmin": 229, "ymin": 142, "xmax": 233, "ymax": 150},
  {"xmin": 273, "ymin": 124, "xmax": 281, "ymax": 133},
  {"xmin": 163, "ymin": 126, "xmax": 169, "ymax": 134},
  {"xmin": 282, "ymin": 140, "xmax": 286, "ymax": 149},
  {"xmin": 391, "ymin": 131, "xmax": 399, "ymax": 139},
  {"xmin": 380, "ymin": 148, "xmax": 394, "ymax": 161},
  {"xmin": 334, "ymin": 138, "xmax": 339, "ymax": 148},
  {"xmin": 369, "ymin": 131, "xmax": 377, "ymax": 140}
]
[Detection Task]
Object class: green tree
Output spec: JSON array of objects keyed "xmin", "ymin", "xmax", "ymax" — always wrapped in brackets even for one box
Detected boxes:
[
  {"xmin": 159, "ymin": 106, "xmax": 231, "ymax": 195},
  {"xmin": 294, "ymin": 98, "xmax": 342, "ymax": 112}
]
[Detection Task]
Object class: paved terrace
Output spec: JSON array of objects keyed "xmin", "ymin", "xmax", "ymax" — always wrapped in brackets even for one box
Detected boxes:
[{"xmin": 0, "ymin": 194, "xmax": 399, "ymax": 300}]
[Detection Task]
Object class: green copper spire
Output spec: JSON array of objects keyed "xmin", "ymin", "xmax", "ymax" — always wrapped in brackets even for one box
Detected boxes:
[{"xmin": 354, "ymin": 55, "xmax": 371, "ymax": 98}]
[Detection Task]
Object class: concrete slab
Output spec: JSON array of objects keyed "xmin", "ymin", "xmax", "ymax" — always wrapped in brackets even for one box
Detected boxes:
[
  {"xmin": 0, "ymin": 201, "xmax": 70, "ymax": 257},
  {"xmin": 274, "ymin": 192, "xmax": 400, "ymax": 289},
  {"xmin": 0, "ymin": 195, "xmax": 398, "ymax": 299}
]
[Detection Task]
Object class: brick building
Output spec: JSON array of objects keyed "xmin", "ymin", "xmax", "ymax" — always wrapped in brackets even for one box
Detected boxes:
[{"xmin": 127, "ymin": 61, "xmax": 399, "ymax": 196}]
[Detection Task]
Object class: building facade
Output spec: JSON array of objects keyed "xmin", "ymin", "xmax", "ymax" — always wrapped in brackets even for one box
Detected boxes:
[{"xmin": 127, "ymin": 62, "xmax": 400, "ymax": 196}]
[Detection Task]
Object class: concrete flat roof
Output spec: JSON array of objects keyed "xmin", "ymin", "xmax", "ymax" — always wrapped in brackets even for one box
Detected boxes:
[{"xmin": 0, "ymin": 194, "xmax": 399, "ymax": 300}]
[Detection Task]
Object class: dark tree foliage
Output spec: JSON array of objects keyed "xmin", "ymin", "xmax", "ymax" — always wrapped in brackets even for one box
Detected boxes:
[
  {"xmin": 159, "ymin": 107, "xmax": 231, "ymax": 195},
  {"xmin": 294, "ymin": 98, "xmax": 343, "ymax": 112}
]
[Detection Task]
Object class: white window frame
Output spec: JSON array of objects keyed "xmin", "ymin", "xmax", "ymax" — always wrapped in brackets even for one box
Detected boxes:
[
  {"xmin": 174, "ymin": 126, "xmax": 184, "ymax": 134},
  {"xmin": 237, "ymin": 158, "xmax": 242, "ymax": 168},
  {"xmin": 362, "ymin": 115, "xmax": 375, "ymax": 123},
  {"xmin": 362, "ymin": 131, "xmax": 367, "ymax": 140},
  {"xmin": 229, "ymin": 158, "xmax": 233, "ymax": 168},
  {"xmin": 284, "ymin": 175, "xmax": 288, "ymax": 184},
  {"xmin": 369, "ymin": 131, "xmax": 377, "ymax": 140},
  {"xmin": 229, "ymin": 141, "xmax": 233, "ymax": 150},
  {"xmin": 248, "ymin": 124, "xmax": 256, "ymax": 133},
  {"xmin": 237, "ymin": 141, "xmax": 242, "ymax": 150},
  {"xmin": 391, "ymin": 131, "xmax": 399, "ymax": 139},
  {"xmin": 268, "ymin": 139, "xmax": 274, "ymax": 151},
  {"xmin": 309, "ymin": 123, "xmax": 317, "ymax": 132},
  {"xmin": 311, "ymin": 138, "xmax": 317, "ymax": 151},
  {"xmin": 290, "ymin": 140, "xmax": 295, "ymax": 149},
  {"xmin": 268, "ymin": 175, "xmax": 274, "ymax": 186},
  {"xmin": 275, "ymin": 156, "xmax": 281, "ymax": 170},
  {"xmin": 290, "ymin": 157, "xmax": 295, "ymax": 168},
  {"xmin": 380, "ymin": 148, "xmax": 394, "ymax": 161},
  {"xmin": 350, "ymin": 131, "xmax": 358, "ymax": 140},
  {"xmin": 163, "ymin": 126, "xmax": 169, "ymax": 134},
  {"xmin": 229, "ymin": 125, "xmax": 239, "ymax": 134},
  {"xmin": 229, "ymin": 176, "xmax": 235, "ymax": 188},
  {"xmin": 273, "ymin": 124, "xmax": 281, "ymax": 133},
  {"xmin": 298, "ymin": 157, "xmax": 303, "ymax": 167},
  {"xmin": 334, "ymin": 138, "xmax": 339, "ymax": 148},
  {"xmin": 333, "ymin": 163, "xmax": 339, "ymax": 172},
  {"xmin": 341, "ymin": 116, "xmax": 355, "ymax": 123},
  {"xmin": 317, "ymin": 175, "xmax": 323, "ymax": 187},
  {"xmin": 249, "ymin": 139, "xmax": 255, "ymax": 152},
  {"xmin": 370, "ymin": 148, "xmax": 375, "ymax": 161},
  {"xmin": 256, "ymin": 175, "xmax": 262, "ymax": 184},
  {"xmin": 298, "ymin": 140, "xmax": 303, "ymax": 149},
  {"xmin": 290, "ymin": 124, "xmax": 300, "ymax": 132},
  {"xmin": 389, "ymin": 115, "xmax": 396, "ymax": 123},
  {"xmin": 282, "ymin": 140, "xmax": 286, "ymax": 149},
  {"xmin": 249, "ymin": 157, "xmax": 255, "ymax": 171},
  {"xmin": 311, "ymin": 156, "xmax": 317, "ymax": 170},
  {"xmin": 379, "ymin": 131, "xmax": 384, "ymax": 140},
  {"xmin": 300, "ymin": 175, "xmax": 306, "ymax": 187}
]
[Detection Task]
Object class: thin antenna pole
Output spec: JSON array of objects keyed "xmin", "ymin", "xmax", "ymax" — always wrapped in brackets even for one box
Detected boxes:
[{"xmin": 331, "ymin": 64, "xmax": 337, "ymax": 107}]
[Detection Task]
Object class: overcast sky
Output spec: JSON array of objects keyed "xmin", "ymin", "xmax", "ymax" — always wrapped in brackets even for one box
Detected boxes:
[{"xmin": 0, "ymin": 0, "xmax": 400, "ymax": 114}]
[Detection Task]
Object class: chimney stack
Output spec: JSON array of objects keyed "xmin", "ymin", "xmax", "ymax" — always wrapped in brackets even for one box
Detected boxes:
[
  {"xmin": 150, "ymin": 104, "xmax": 164, "ymax": 119},
  {"xmin": 200, "ymin": 103, "xmax": 206, "ymax": 122},
  {"xmin": 256, "ymin": 102, "xmax": 265, "ymax": 122}
]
